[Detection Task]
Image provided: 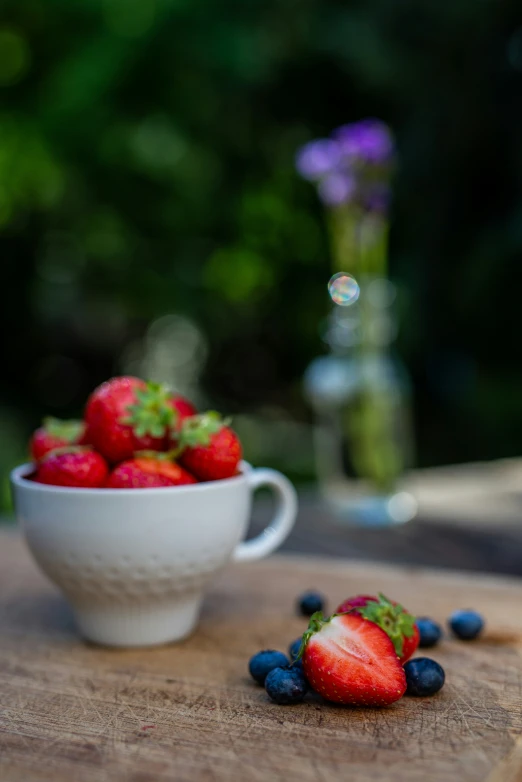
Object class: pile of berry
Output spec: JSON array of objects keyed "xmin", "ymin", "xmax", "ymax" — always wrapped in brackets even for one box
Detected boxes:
[
  {"xmin": 28, "ymin": 376, "xmax": 242, "ymax": 489},
  {"xmin": 249, "ymin": 591, "xmax": 484, "ymax": 706}
]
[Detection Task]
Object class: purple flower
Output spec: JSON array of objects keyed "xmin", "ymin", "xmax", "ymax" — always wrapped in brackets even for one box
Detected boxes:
[
  {"xmin": 334, "ymin": 119, "xmax": 394, "ymax": 165},
  {"xmin": 318, "ymin": 172, "xmax": 355, "ymax": 207},
  {"xmin": 295, "ymin": 139, "xmax": 341, "ymax": 181}
]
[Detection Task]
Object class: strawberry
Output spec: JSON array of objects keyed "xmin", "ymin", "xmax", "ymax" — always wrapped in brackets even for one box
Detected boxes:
[
  {"xmin": 166, "ymin": 395, "xmax": 199, "ymax": 447},
  {"xmin": 85, "ymin": 377, "xmax": 194, "ymax": 463},
  {"xmin": 298, "ymin": 611, "xmax": 407, "ymax": 706},
  {"xmin": 178, "ymin": 412, "xmax": 242, "ymax": 481},
  {"xmin": 35, "ymin": 447, "xmax": 109, "ymax": 488},
  {"xmin": 106, "ymin": 455, "xmax": 198, "ymax": 489},
  {"xmin": 30, "ymin": 417, "xmax": 87, "ymax": 461},
  {"xmin": 169, "ymin": 395, "xmax": 197, "ymax": 426},
  {"xmin": 336, "ymin": 593, "xmax": 420, "ymax": 664},
  {"xmin": 77, "ymin": 425, "xmax": 93, "ymax": 446}
]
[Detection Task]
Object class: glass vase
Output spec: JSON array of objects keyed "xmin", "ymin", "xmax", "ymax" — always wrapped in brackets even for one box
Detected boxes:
[{"xmin": 304, "ymin": 278, "xmax": 417, "ymax": 526}]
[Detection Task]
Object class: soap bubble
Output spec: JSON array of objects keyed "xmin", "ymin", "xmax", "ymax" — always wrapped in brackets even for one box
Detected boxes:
[{"xmin": 328, "ymin": 272, "xmax": 360, "ymax": 306}]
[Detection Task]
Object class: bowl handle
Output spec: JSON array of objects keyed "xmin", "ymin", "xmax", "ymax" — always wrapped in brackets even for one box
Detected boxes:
[{"xmin": 233, "ymin": 468, "xmax": 297, "ymax": 562}]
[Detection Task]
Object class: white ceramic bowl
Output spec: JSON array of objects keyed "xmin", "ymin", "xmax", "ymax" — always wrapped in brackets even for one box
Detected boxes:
[{"xmin": 10, "ymin": 462, "xmax": 297, "ymax": 647}]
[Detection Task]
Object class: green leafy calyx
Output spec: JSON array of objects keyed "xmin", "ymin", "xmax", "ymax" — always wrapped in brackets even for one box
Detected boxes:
[
  {"xmin": 358, "ymin": 593, "xmax": 415, "ymax": 657},
  {"xmin": 179, "ymin": 411, "xmax": 227, "ymax": 449},
  {"xmin": 43, "ymin": 417, "xmax": 84, "ymax": 442},
  {"xmin": 122, "ymin": 382, "xmax": 176, "ymax": 439}
]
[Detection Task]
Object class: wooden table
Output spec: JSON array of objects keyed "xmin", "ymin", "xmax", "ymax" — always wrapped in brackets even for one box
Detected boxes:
[
  {"xmin": 254, "ymin": 490, "xmax": 522, "ymax": 577},
  {"xmin": 1, "ymin": 531, "xmax": 522, "ymax": 782}
]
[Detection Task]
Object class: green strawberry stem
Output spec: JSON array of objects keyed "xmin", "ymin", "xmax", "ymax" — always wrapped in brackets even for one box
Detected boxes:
[
  {"xmin": 43, "ymin": 417, "xmax": 84, "ymax": 442},
  {"xmin": 132, "ymin": 410, "xmax": 231, "ymax": 460},
  {"xmin": 178, "ymin": 411, "xmax": 229, "ymax": 448},
  {"xmin": 121, "ymin": 381, "xmax": 177, "ymax": 439},
  {"xmin": 358, "ymin": 593, "xmax": 415, "ymax": 657}
]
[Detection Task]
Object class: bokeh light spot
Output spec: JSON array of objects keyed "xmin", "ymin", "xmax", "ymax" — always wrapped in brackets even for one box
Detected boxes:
[
  {"xmin": 0, "ymin": 29, "xmax": 30, "ymax": 85},
  {"xmin": 367, "ymin": 277, "xmax": 396, "ymax": 308},
  {"xmin": 205, "ymin": 247, "xmax": 274, "ymax": 302},
  {"xmin": 328, "ymin": 272, "xmax": 360, "ymax": 306}
]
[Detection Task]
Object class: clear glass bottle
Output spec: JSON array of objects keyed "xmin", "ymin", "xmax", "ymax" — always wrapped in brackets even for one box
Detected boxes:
[{"xmin": 304, "ymin": 278, "xmax": 417, "ymax": 526}]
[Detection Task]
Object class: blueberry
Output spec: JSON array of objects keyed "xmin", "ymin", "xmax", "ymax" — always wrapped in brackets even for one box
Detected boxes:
[
  {"xmin": 291, "ymin": 658, "xmax": 305, "ymax": 674},
  {"xmin": 416, "ymin": 617, "xmax": 443, "ymax": 648},
  {"xmin": 288, "ymin": 637, "xmax": 302, "ymax": 660},
  {"xmin": 448, "ymin": 609, "xmax": 484, "ymax": 640},
  {"xmin": 404, "ymin": 657, "xmax": 445, "ymax": 697},
  {"xmin": 288, "ymin": 638, "xmax": 307, "ymax": 676},
  {"xmin": 298, "ymin": 591, "xmax": 325, "ymax": 617},
  {"xmin": 265, "ymin": 667, "xmax": 308, "ymax": 705},
  {"xmin": 248, "ymin": 650, "xmax": 289, "ymax": 685}
]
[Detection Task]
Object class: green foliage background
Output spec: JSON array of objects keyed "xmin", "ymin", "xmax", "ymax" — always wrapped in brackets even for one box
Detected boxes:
[{"xmin": 1, "ymin": 0, "xmax": 522, "ymax": 506}]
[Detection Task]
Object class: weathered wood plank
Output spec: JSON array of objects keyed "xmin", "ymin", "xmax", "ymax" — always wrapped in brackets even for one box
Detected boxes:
[{"xmin": 1, "ymin": 533, "xmax": 522, "ymax": 781}]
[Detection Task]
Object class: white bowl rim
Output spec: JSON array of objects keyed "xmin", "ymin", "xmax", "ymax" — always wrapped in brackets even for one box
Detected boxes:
[{"xmin": 10, "ymin": 460, "xmax": 251, "ymax": 497}]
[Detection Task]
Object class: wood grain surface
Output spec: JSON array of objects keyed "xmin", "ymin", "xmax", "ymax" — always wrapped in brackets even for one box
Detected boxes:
[{"xmin": 1, "ymin": 530, "xmax": 522, "ymax": 782}]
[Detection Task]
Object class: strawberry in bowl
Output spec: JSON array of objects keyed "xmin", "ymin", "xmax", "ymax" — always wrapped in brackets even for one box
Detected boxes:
[
  {"xmin": 106, "ymin": 455, "xmax": 197, "ymax": 488},
  {"xmin": 28, "ymin": 376, "xmax": 243, "ymax": 490},
  {"xmin": 178, "ymin": 412, "xmax": 242, "ymax": 481},
  {"xmin": 35, "ymin": 447, "xmax": 109, "ymax": 488},
  {"xmin": 84, "ymin": 376, "xmax": 196, "ymax": 463},
  {"xmin": 30, "ymin": 418, "xmax": 88, "ymax": 461}
]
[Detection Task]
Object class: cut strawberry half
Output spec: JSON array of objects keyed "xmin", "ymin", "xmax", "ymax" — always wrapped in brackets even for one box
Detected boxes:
[{"xmin": 299, "ymin": 611, "xmax": 407, "ymax": 706}]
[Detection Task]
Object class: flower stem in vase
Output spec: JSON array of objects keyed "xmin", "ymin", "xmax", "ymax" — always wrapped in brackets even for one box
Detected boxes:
[
  {"xmin": 328, "ymin": 204, "xmax": 363, "ymax": 275},
  {"xmin": 298, "ymin": 118, "xmax": 416, "ymax": 523}
]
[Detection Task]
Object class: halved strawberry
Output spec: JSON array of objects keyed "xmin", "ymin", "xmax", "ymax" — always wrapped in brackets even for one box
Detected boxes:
[
  {"xmin": 336, "ymin": 594, "xmax": 419, "ymax": 664},
  {"xmin": 106, "ymin": 455, "xmax": 198, "ymax": 489},
  {"xmin": 299, "ymin": 612, "xmax": 406, "ymax": 706},
  {"xmin": 30, "ymin": 418, "xmax": 87, "ymax": 461}
]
